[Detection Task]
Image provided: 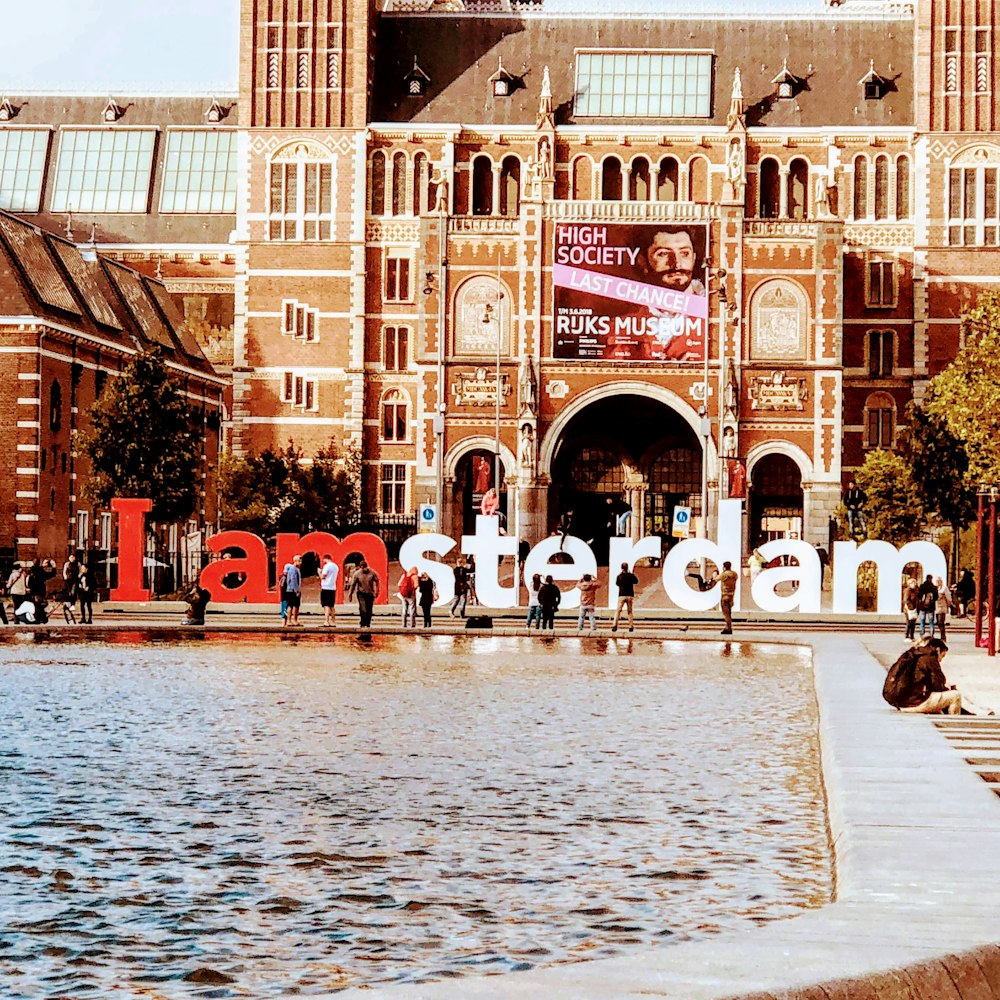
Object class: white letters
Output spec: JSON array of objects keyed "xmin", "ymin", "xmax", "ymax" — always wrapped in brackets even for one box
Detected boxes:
[
  {"xmin": 398, "ymin": 533, "xmax": 456, "ymax": 607},
  {"xmin": 661, "ymin": 499, "xmax": 743, "ymax": 611},
  {"xmin": 751, "ymin": 541, "xmax": 821, "ymax": 613},
  {"xmin": 607, "ymin": 536, "xmax": 662, "ymax": 609},
  {"xmin": 461, "ymin": 516, "xmax": 519, "ymax": 608},
  {"xmin": 832, "ymin": 540, "xmax": 947, "ymax": 614},
  {"xmin": 523, "ymin": 535, "xmax": 598, "ymax": 610}
]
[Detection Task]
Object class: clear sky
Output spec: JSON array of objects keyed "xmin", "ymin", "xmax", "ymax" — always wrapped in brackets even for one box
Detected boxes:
[{"xmin": 2, "ymin": 0, "xmax": 838, "ymax": 93}]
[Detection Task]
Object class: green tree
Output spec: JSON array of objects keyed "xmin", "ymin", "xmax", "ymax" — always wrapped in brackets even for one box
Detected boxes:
[
  {"xmin": 80, "ymin": 349, "xmax": 201, "ymax": 523},
  {"xmin": 845, "ymin": 448, "xmax": 928, "ymax": 546},
  {"xmin": 901, "ymin": 404, "xmax": 976, "ymax": 575},
  {"xmin": 922, "ymin": 290, "xmax": 1000, "ymax": 484}
]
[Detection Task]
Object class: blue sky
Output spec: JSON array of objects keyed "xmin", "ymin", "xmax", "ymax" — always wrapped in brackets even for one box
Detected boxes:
[{"xmin": 3, "ymin": 0, "xmax": 837, "ymax": 92}]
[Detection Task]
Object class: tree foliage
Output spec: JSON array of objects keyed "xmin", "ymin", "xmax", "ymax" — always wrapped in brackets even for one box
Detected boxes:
[
  {"xmin": 846, "ymin": 448, "xmax": 928, "ymax": 546},
  {"xmin": 922, "ymin": 290, "xmax": 1000, "ymax": 485},
  {"xmin": 80, "ymin": 349, "xmax": 201, "ymax": 523},
  {"xmin": 219, "ymin": 440, "xmax": 361, "ymax": 536}
]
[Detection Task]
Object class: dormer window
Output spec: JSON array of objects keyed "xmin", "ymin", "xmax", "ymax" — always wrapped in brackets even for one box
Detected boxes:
[
  {"xmin": 859, "ymin": 60, "xmax": 888, "ymax": 101},
  {"xmin": 102, "ymin": 98, "xmax": 125, "ymax": 123},
  {"xmin": 403, "ymin": 57, "xmax": 429, "ymax": 97},
  {"xmin": 205, "ymin": 97, "xmax": 231, "ymax": 123},
  {"xmin": 489, "ymin": 57, "xmax": 515, "ymax": 99},
  {"xmin": 771, "ymin": 59, "xmax": 800, "ymax": 101}
]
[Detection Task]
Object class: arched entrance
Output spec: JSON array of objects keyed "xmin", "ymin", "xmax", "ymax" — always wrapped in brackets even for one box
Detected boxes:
[
  {"xmin": 453, "ymin": 449, "xmax": 507, "ymax": 535},
  {"xmin": 549, "ymin": 393, "xmax": 702, "ymax": 561},
  {"xmin": 749, "ymin": 453, "xmax": 803, "ymax": 548}
]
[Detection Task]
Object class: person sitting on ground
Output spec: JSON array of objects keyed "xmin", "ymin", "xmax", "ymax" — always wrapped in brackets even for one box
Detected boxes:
[
  {"xmin": 183, "ymin": 584, "xmax": 211, "ymax": 625},
  {"xmin": 882, "ymin": 637, "xmax": 961, "ymax": 715}
]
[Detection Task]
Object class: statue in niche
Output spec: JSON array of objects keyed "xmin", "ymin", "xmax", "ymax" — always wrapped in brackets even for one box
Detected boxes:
[
  {"xmin": 519, "ymin": 355, "xmax": 537, "ymax": 417},
  {"xmin": 721, "ymin": 424, "xmax": 738, "ymax": 459},
  {"xmin": 726, "ymin": 139, "xmax": 745, "ymax": 200},
  {"xmin": 432, "ymin": 170, "xmax": 449, "ymax": 214},
  {"xmin": 538, "ymin": 136, "xmax": 552, "ymax": 179},
  {"xmin": 519, "ymin": 422, "xmax": 536, "ymax": 476},
  {"xmin": 815, "ymin": 173, "xmax": 835, "ymax": 219}
]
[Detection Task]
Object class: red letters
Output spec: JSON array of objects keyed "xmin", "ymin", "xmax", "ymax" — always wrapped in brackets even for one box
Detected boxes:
[
  {"xmin": 110, "ymin": 498, "xmax": 152, "ymax": 602},
  {"xmin": 275, "ymin": 532, "xmax": 389, "ymax": 604},
  {"xmin": 201, "ymin": 531, "xmax": 276, "ymax": 604}
]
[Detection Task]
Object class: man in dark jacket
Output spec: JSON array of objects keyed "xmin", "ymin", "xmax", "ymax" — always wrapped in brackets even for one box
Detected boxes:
[
  {"xmin": 916, "ymin": 573, "xmax": 938, "ymax": 638},
  {"xmin": 612, "ymin": 561, "xmax": 640, "ymax": 633},
  {"xmin": 883, "ymin": 638, "xmax": 961, "ymax": 715},
  {"xmin": 843, "ymin": 480, "xmax": 867, "ymax": 538},
  {"xmin": 537, "ymin": 575, "xmax": 561, "ymax": 631}
]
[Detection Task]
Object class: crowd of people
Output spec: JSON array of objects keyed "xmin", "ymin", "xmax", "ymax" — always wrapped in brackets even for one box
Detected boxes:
[{"xmin": 1, "ymin": 556, "xmax": 95, "ymax": 626}]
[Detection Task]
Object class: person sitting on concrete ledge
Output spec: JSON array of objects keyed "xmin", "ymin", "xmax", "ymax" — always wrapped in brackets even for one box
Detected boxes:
[
  {"xmin": 183, "ymin": 585, "xmax": 211, "ymax": 626},
  {"xmin": 883, "ymin": 637, "xmax": 961, "ymax": 715}
]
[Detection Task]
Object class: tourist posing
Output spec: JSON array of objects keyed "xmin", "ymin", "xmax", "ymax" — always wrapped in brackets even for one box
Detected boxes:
[
  {"xmin": 612, "ymin": 562, "xmax": 639, "ymax": 633},
  {"xmin": 935, "ymin": 576, "xmax": 951, "ymax": 643},
  {"xmin": 883, "ymin": 637, "xmax": 961, "ymax": 715},
  {"xmin": 279, "ymin": 555, "xmax": 303, "ymax": 627},
  {"xmin": 537, "ymin": 575, "xmax": 561, "ymax": 631},
  {"xmin": 719, "ymin": 560, "xmax": 738, "ymax": 635},
  {"xmin": 577, "ymin": 573, "xmax": 599, "ymax": 633},
  {"xmin": 320, "ymin": 553, "xmax": 339, "ymax": 627},
  {"xmin": 417, "ymin": 572, "xmax": 436, "ymax": 628},
  {"xmin": 902, "ymin": 576, "xmax": 919, "ymax": 641},
  {"xmin": 450, "ymin": 558, "xmax": 468, "ymax": 618},
  {"xmin": 843, "ymin": 480, "xmax": 867, "ymax": 538},
  {"xmin": 349, "ymin": 560, "xmax": 380, "ymax": 629},
  {"xmin": 396, "ymin": 566, "xmax": 418, "ymax": 628},
  {"xmin": 77, "ymin": 563, "xmax": 94, "ymax": 625},
  {"xmin": 525, "ymin": 573, "xmax": 542, "ymax": 630}
]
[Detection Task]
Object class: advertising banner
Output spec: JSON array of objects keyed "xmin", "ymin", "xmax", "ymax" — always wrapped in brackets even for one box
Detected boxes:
[{"xmin": 553, "ymin": 222, "xmax": 709, "ymax": 362}]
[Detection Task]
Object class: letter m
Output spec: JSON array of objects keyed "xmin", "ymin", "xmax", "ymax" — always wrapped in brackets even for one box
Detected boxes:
[
  {"xmin": 832, "ymin": 540, "xmax": 947, "ymax": 614},
  {"xmin": 276, "ymin": 532, "xmax": 389, "ymax": 604}
]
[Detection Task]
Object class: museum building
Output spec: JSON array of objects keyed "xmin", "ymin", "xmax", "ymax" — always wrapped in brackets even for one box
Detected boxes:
[{"xmin": 2, "ymin": 0, "xmax": 997, "ymax": 554}]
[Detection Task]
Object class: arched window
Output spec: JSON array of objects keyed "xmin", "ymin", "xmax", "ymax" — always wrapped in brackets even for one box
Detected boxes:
[
  {"xmin": 646, "ymin": 447, "xmax": 702, "ymax": 533},
  {"xmin": 874, "ymin": 155, "xmax": 889, "ymax": 220},
  {"xmin": 49, "ymin": 380, "xmax": 62, "ymax": 432},
  {"xmin": 629, "ymin": 157, "xmax": 650, "ymax": 201},
  {"xmin": 867, "ymin": 329, "xmax": 895, "ymax": 378},
  {"xmin": 380, "ymin": 388, "xmax": 408, "ymax": 442},
  {"xmin": 787, "ymin": 158, "xmax": 809, "ymax": 219},
  {"xmin": 567, "ymin": 446, "xmax": 624, "ymax": 493},
  {"xmin": 268, "ymin": 140, "xmax": 334, "ymax": 240},
  {"xmin": 571, "ymin": 156, "xmax": 593, "ymax": 200},
  {"xmin": 657, "ymin": 157, "xmax": 678, "ymax": 201},
  {"xmin": 759, "ymin": 158, "xmax": 780, "ymax": 218},
  {"xmin": 852, "ymin": 155, "xmax": 868, "ymax": 220},
  {"xmin": 864, "ymin": 391, "xmax": 896, "ymax": 449},
  {"xmin": 412, "ymin": 152, "xmax": 430, "ymax": 216},
  {"xmin": 601, "ymin": 157, "xmax": 623, "ymax": 201},
  {"xmin": 391, "ymin": 151, "xmax": 407, "ymax": 216},
  {"xmin": 471, "ymin": 155, "xmax": 493, "ymax": 216},
  {"xmin": 688, "ymin": 156, "xmax": 708, "ymax": 201},
  {"xmin": 499, "ymin": 156, "xmax": 520, "ymax": 217},
  {"xmin": 895, "ymin": 155, "xmax": 910, "ymax": 220},
  {"xmin": 370, "ymin": 151, "xmax": 386, "ymax": 215}
]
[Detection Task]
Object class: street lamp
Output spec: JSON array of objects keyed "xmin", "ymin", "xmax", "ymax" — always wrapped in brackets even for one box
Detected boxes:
[{"xmin": 482, "ymin": 252, "xmax": 504, "ymax": 497}]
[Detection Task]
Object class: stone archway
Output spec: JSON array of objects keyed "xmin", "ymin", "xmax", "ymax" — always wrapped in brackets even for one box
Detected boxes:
[{"xmin": 443, "ymin": 436, "xmax": 517, "ymax": 538}]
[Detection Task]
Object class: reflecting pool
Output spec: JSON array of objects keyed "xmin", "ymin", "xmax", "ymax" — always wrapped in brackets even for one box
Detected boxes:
[{"xmin": 0, "ymin": 634, "xmax": 830, "ymax": 997}]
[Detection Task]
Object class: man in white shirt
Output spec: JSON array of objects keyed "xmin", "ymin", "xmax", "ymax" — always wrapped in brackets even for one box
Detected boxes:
[{"xmin": 320, "ymin": 553, "xmax": 339, "ymax": 627}]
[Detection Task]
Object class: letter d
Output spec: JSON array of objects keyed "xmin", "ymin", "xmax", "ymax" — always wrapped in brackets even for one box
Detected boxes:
[{"xmin": 662, "ymin": 499, "xmax": 742, "ymax": 611}]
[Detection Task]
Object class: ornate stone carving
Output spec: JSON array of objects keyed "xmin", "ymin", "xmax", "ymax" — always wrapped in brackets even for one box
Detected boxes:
[
  {"xmin": 454, "ymin": 276, "xmax": 510, "ymax": 356},
  {"xmin": 453, "ymin": 368, "xmax": 511, "ymax": 407},
  {"xmin": 518, "ymin": 355, "xmax": 537, "ymax": 418},
  {"xmin": 750, "ymin": 279, "xmax": 808, "ymax": 360},
  {"xmin": 749, "ymin": 372, "xmax": 809, "ymax": 411}
]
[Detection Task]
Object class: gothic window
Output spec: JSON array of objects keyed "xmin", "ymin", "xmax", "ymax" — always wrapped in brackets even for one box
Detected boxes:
[
  {"xmin": 280, "ymin": 372, "xmax": 318, "ymax": 410},
  {"xmin": 688, "ymin": 156, "xmax": 708, "ymax": 201},
  {"xmin": 867, "ymin": 329, "xmax": 895, "ymax": 378},
  {"xmin": 370, "ymin": 151, "xmax": 386, "ymax": 215},
  {"xmin": 383, "ymin": 325, "xmax": 409, "ymax": 371},
  {"xmin": 874, "ymin": 155, "xmax": 889, "ymax": 220},
  {"xmin": 601, "ymin": 157, "xmax": 623, "ymax": 201},
  {"xmin": 268, "ymin": 141, "xmax": 333, "ymax": 240},
  {"xmin": 571, "ymin": 156, "xmax": 593, "ymax": 200},
  {"xmin": 895, "ymin": 155, "xmax": 911, "ymax": 220},
  {"xmin": 852, "ymin": 155, "xmax": 868, "ymax": 220},
  {"xmin": 864, "ymin": 392, "xmax": 896, "ymax": 449},
  {"xmin": 567, "ymin": 447, "xmax": 624, "ymax": 493},
  {"xmin": 413, "ymin": 152, "xmax": 430, "ymax": 216},
  {"xmin": 759, "ymin": 158, "xmax": 780, "ymax": 218},
  {"xmin": 948, "ymin": 148, "xmax": 1000, "ymax": 246},
  {"xmin": 391, "ymin": 151, "xmax": 407, "ymax": 216},
  {"xmin": 657, "ymin": 156, "xmax": 678, "ymax": 201},
  {"xmin": 499, "ymin": 156, "xmax": 520, "ymax": 217},
  {"xmin": 629, "ymin": 157, "xmax": 650, "ymax": 201},
  {"xmin": 471, "ymin": 155, "xmax": 493, "ymax": 215},
  {"xmin": 380, "ymin": 389, "xmax": 408, "ymax": 442},
  {"xmin": 787, "ymin": 158, "xmax": 809, "ymax": 219}
]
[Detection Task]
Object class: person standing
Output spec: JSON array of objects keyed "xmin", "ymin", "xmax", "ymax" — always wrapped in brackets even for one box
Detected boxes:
[
  {"xmin": 62, "ymin": 553, "xmax": 79, "ymax": 602},
  {"xmin": 280, "ymin": 554, "xmax": 303, "ymax": 627},
  {"xmin": 955, "ymin": 568, "xmax": 976, "ymax": 618},
  {"xmin": 417, "ymin": 572, "xmax": 436, "ymax": 628},
  {"xmin": 611, "ymin": 562, "xmax": 639, "ymax": 633},
  {"xmin": 525, "ymin": 572, "xmax": 543, "ymax": 630},
  {"xmin": 935, "ymin": 576, "xmax": 951, "ymax": 643},
  {"xmin": 815, "ymin": 544, "xmax": 829, "ymax": 590},
  {"xmin": 77, "ymin": 563, "xmax": 94, "ymax": 624},
  {"xmin": 748, "ymin": 548, "xmax": 765, "ymax": 587},
  {"xmin": 916, "ymin": 573, "xmax": 938, "ymax": 639},
  {"xmin": 320, "ymin": 553, "xmax": 339, "ymax": 627},
  {"xmin": 6, "ymin": 562, "xmax": 26, "ymax": 624},
  {"xmin": 396, "ymin": 566, "xmax": 417, "ymax": 628},
  {"xmin": 843, "ymin": 480, "xmax": 867, "ymax": 538},
  {"xmin": 349, "ymin": 559, "xmax": 380, "ymax": 629},
  {"xmin": 466, "ymin": 555, "xmax": 478, "ymax": 606},
  {"xmin": 903, "ymin": 576, "xmax": 919, "ymax": 641},
  {"xmin": 719, "ymin": 560, "xmax": 739, "ymax": 635},
  {"xmin": 450, "ymin": 558, "xmax": 469, "ymax": 618},
  {"xmin": 538, "ymin": 575, "xmax": 561, "ymax": 631},
  {"xmin": 517, "ymin": 538, "xmax": 530, "ymax": 586},
  {"xmin": 577, "ymin": 572, "xmax": 599, "ymax": 633}
]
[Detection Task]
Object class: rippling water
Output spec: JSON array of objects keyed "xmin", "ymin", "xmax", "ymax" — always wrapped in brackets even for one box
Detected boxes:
[{"xmin": 0, "ymin": 634, "xmax": 830, "ymax": 998}]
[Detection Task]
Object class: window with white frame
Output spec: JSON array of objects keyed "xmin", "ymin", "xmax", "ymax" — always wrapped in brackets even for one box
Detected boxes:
[
  {"xmin": 574, "ymin": 51, "xmax": 713, "ymax": 118},
  {"xmin": 280, "ymin": 372, "xmax": 318, "ymax": 410},
  {"xmin": 380, "ymin": 388, "xmax": 408, "ymax": 441},
  {"xmin": 160, "ymin": 130, "xmax": 237, "ymax": 213},
  {"xmin": 977, "ymin": 28, "xmax": 991, "ymax": 94},
  {"xmin": 383, "ymin": 325, "xmax": 409, "ymax": 370},
  {"xmin": 268, "ymin": 143, "xmax": 333, "ymax": 241},
  {"xmin": 948, "ymin": 161, "xmax": 1000, "ymax": 246},
  {"xmin": 282, "ymin": 299, "xmax": 319, "ymax": 342},
  {"xmin": 52, "ymin": 129, "xmax": 156, "ymax": 213},
  {"xmin": 864, "ymin": 392, "xmax": 896, "ymax": 449},
  {"xmin": 867, "ymin": 329, "xmax": 895, "ymax": 378},
  {"xmin": 865, "ymin": 255, "xmax": 897, "ymax": 308},
  {"xmin": 945, "ymin": 28, "xmax": 960, "ymax": 94},
  {"xmin": 76, "ymin": 510, "xmax": 89, "ymax": 551},
  {"xmin": 384, "ymin": 248, "xmax": 412, "ymax": 302},
  {"xmin": 380, "ymin": 463, "xmax": 407, "ymax": 514},
  {"xmin": 0, "ymin": 129, "xmax": 49, "ymax": 212}
]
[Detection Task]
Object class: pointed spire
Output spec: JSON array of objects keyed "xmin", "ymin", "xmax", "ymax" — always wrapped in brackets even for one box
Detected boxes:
[
  {"xmin": 536, "ymin": 64, "xmax": 554, "ymax": 129},
  {"xmin": 726, "ymin": 67, "xmax": 745, "ymax": 131}
]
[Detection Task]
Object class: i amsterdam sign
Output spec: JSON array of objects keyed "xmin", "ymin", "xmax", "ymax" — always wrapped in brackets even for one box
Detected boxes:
[{"xmin": 110, "ymin": 499, "xmax": 946, "ymax": 617}]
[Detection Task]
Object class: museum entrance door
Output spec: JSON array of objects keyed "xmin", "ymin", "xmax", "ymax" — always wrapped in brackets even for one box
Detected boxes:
[{"xmin": 749, "ymin": 453, "xmax": 803, "ymax": 549}]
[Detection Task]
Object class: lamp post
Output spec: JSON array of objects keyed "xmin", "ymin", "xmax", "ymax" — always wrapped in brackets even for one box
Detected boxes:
[{"xmin": 494, "ymin": 252, "xmax": 503, "ymax": 493}]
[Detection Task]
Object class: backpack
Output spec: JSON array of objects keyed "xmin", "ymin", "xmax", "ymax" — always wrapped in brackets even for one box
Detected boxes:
[
  {"xmin": 918, "ymin": 590, "xmax": 936, "ymax": 612},
  {"xmin": 882, "ymin": 648, "xmax": 923, "ymax": 708}
]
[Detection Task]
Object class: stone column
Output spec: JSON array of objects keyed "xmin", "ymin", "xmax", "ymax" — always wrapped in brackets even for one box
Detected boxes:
[
  {"xmin": 778, "ymin": 166, "xmax": 790, "ymax": 218},
  {"xmin": 517, "ymin": 480, "xmax": 548, "ymax": 547},
  {"xmin": 804, "ymin": 481, "xmax": 840, "ymax": 545},
  {"xmin": 442, "ymin": 475, "xmax": 457, "ymax": 539}
]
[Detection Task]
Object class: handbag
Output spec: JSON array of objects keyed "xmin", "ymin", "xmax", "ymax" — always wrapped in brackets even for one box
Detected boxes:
[{"xmin": 905, "ymin": 607, "xmax": 917, "ymax": 621}]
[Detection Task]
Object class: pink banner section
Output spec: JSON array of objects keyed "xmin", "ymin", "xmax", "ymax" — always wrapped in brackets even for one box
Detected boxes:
[{"xmin": 553, "ymin": 263, "xmax": 709, "ymax": 320}]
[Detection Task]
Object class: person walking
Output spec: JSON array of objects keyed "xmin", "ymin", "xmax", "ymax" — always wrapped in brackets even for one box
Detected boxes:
[
  {"xmin": 538, "ymin": 575, "xmax": 561, "ymax": 631},
  {"xmin": 577, "ymin": 572, "xmax": 599, "ymax": 633},
  {"xmin": 280, "ymin": 554, "xmax": 303, "ymax": 627},
  {"xmin": 348, "ymin": 559, "xmax": 380, "ymax": 629},
  {"xmin": 320, "ymin": 553, "xmax": 339, "ymax": 627},
  {"xmin": 719, "ymin": 560, "xmax": 739, "ymax": 634},
  {"xmin": 935, "ymin": 576, "xmax": 951, "ymax": 643},
  {"xmin": 612, "ymin": 562, "xmax": 639, "ymax": 633},
  {"xmin": 916, "ymin": 573, "xmax": 938, "ymax": 639},
  {"xmin": 903, "ymin": 576, "xmax": 919, "ymax": 641},
  {"xmin": 466, "ymin": 555, "xmax": 477, "ymax": 606},
  {"xmin": 77, "ymin": 563, "xmax": 94, "ymax": 624},
  {"xmin": 450, "ymin": 558, "xmax": 469, "ymax": 618},
  {"xmin": 417, "ymin": 572, "xmax": 436, "ymax": 628},
  {"xmin": 525, "ymin": 572, "xmax": 543, "ymax": 630},
  {"xmin": 748, "ymin": 548, "xmax": 765, "ymax": 587},
  {"xmin": 396, "ymin": 566, "xmax": 418, "ymax": 628}
]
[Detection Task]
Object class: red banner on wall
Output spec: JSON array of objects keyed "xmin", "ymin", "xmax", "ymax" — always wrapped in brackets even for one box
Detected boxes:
[{"xmin": 553, "ymin": 222, "xmax": 709, "ymax": 362}]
